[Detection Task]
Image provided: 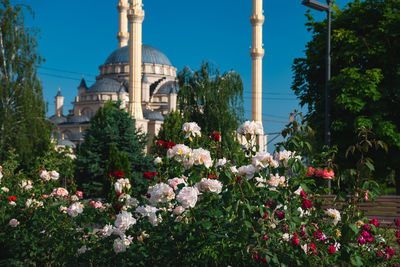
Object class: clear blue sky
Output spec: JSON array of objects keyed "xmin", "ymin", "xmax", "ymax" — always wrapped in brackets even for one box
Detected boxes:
[{"xmin": 15, "ymin": 0, "xmax": 351, "ymax": 152}]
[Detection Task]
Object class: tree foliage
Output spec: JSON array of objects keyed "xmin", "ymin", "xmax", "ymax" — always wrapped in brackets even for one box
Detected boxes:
[
  {"xmin": 177, "ymin": 62, "xmax": 244, "ymax": 155},
  {"xmin": 292, "ymin": 0, "xmax": 400, "ymax": 192},
  {"xmin": 74, "ymin": 101, "xmax": 154, "ymax": 197},
  {"xmin": 0, "ymin": 0, "xmax": 52, "ymax": 170}
]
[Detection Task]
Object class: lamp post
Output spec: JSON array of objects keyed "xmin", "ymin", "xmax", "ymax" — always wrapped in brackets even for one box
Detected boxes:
[{"xmin": 302, "ymin": 0, "xmax": 331, "ymax": 188}]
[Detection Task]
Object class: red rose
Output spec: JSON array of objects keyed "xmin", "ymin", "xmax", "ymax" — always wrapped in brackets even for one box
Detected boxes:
[
  {"xmin": 112, "ymin": 170, "xmax": 124, "ymax": 178},
  {"xmin": 302, "ymin": 199, "xmax": 312, "ymax": 209},
  {"xmin": 328, "ymin": 245, "xmax": 336, "ymax": 254},
  {"xmin": 300, "ymin": 190, "xmax": 307, "ymax": 199},
  {"xmin": 143, "ymin": 172, "xmax": 152, "ymax": 179},
  {"xmin": 369, "ymin": 218, "xmax": 379, "ymax": 227},
  {"xmin": 8, "ymin": 196, "xmax": 16, "ymax": 202},
  {"xmin": 156, "ymin": 140, "xmax": 165, "ymax": 147},
  {"xmin": 163, "ymin": 141, "xmax": 176, "ymax": 149},
  {"xmin": 306, "ymin": 167, "xmax": 315, "ymax": 177},
  {"xmin": 210, "ymin": 132, "xmax": 221, "ymax": 142},
  {"xmin": 277, "ymin": 211, "xmax": 285, "ymax": 220},
  {"xmin": 292, "ymin": 233, "xmax": 299, "ymax": 246}
]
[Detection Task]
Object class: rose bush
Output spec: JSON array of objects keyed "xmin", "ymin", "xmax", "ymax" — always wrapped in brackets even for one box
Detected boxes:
[{"xmin": 0, "ymin": 121, "xmax": 399, "ymax": 266}]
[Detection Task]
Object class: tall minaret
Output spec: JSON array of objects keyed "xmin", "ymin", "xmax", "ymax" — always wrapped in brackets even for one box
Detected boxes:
[
  {"xmin": 128, "ymin": 0, "xmax": 144, "ymax": 119},
  {"xmin": 117, "ymin": 0, "xmax": 129, "ymax": 48},
  {"xmin": 250, "ymin": 0, "xmax": 265, "ymax": 149}
]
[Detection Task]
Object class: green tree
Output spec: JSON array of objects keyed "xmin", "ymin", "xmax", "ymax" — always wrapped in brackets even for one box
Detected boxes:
[
  {"xmin": 292, "ymin": 0, "xmax": 400, "ymax": 192},
  {"xmin": 0, "ymin": 0, "xmax": 52, "ymax": 170},
  {"xmin": 156, "ymin": 110, "xmax": 184, "ymax": 144},
  {"xmin": 177, "ymin": 62, "xmax": 244, "ymax": 155},
  {"xmin": 74, "ymin": 101, "xmax": 155, "ymax": 197}
]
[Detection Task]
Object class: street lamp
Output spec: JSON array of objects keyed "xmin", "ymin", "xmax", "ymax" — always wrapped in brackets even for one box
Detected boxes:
[{"xmin": 302, "ymin": 0, "xmax": 331, "ymax": 188}]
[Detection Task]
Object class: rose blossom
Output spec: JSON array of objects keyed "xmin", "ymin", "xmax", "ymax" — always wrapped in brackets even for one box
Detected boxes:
[
  {"xmin": 148, "ymin": 183, "xmax": 175, "ymax": 206},
  {"xmin": 182, "ymin": 122, "xmax": 201, "ymax": 139},
  {"xmin": 136, "ymin": 205, "xmax": 158, "ymax": 217},
  {"xmin": 328, "ymin": 245, "xmax": 336, "ymax": 254},
  {"xmin": 173, "ymin": 206, "xmax": 185, "ymax": 215},
  {"xmin": 176, "ymin": 187, "xmax": 199, "ymax": 208},
  {"xmin": 154, "ymin": 157, "xmax": 163, "ymax": 164},
  {"xmin": 302, "ymin": 199, "xmax": 312, "ymax": 209},
  {"xmin": 237, "ymin": 121, "xmax": 263, "ymax": 136},
  {"xmin": 238, "ymin": 164, "xmax": 257, "ymax": 180},
  {"xmin": 306, "ymin": 167, "xmax": 315, "ymax": 177},
  {"xmin": 114, "ymin": 210, "xmax": 136, "ymax": 232},
  {"xmin": 168, "ymin": 177, "xmax": 187, "ymax": 190},
  {"xmin": 67, "ymin": 202, "xmax": 84, "ymax": 217},
  {"xmin": 252, "ymin": 152, "xmax": 279, "ymax": 169},
  {"xmin": 325, "ymin": 208, "xmax": 341, "ymax": 225},
  {"xmin": 49, "ymin": 170, "xmax": 59, "ymax": 180},
  {"xmin": 276, "ymin": 150, "xmax": 301, "ymax": 167},
  {"xmin": 101, "ymin": 223, "xmax": 114, "ymax": 237},
  {"xmin": 267, "ymin": 174, "xmax": 286, "ymax": 187},
  {"xmin": 113, "ymin": 237, "xmax": 127, "ymax": 253},
  {"xmin": 167, "ymin": 144, "xmax": 192, "ymax": 162},
  {"xmin": 51, "ymin": 187, "xmax": 69, "ymax": 197},
  {"xmin": 76, "ymin": 191, "xmax": 83, "ymax": 198},
  {"xmin": 40, "ymin": 170, "xmax": 51, "ymax": 181},
  {"xmin": 1, "ymin": 187, "xmax": 9, "ymax": 192},
  {"xmin": 191, "ymin": 148, "xmax": 213, "ymax": 169},
  {"xmin": 215, "ymin": 158, "xmax": 228, "ymax": 168},
  {"xmin": 195, "ymin": 178, "xmax": 223, "ymax": 194},
  {"xmin": 9, "ymin": 218, "xmax": 19, "ymax": 227}
]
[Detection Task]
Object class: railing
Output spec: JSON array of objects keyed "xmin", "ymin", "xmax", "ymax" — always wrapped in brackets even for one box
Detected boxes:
[{"xmin": 321, "ymin": 195, "xmax": 400, "ymax": 228}]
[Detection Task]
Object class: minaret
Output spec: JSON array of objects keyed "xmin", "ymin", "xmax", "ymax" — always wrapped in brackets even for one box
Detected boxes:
[
  {"xmin": 250, "ymin": 0, "xmax": 265, "ymax": 149},
  {"xmin": 117, "ymin": 0, "xmax": 129, "ymax": 48},
  {"xmin": 128, "ymin": 0, "xmax": 144, "ymax": 120},
  {"xmin": 55, "ymin": 88, "xmax": 64, "ymax": 117}
]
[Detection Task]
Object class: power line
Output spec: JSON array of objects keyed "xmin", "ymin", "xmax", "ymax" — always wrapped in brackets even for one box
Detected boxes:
[
  {"xmin": 38, "ymin": 72, "xmax": 95, "ymax": 83},
  {"xmin": 243, "ymin": 96, "xmax": 298, "ymax": 101},
  {"xmin": 243, "ymin": 91, "xmax": 293, "ymax": 96},
  {"xmin": 40, "ymin": 66, "xmax": 97, "ymax": 77},
  {"xmin": 262, "ymin": 118, "xmax": 289, "ymax": 124}
]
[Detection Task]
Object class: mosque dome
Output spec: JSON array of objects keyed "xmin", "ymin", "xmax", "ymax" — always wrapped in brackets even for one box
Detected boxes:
[
  {"xmin": 143, "ymin": 109, "xmax": 164, "ymax": 121},
  {"xmin": 104, "ymin": 45, "xmax": 172, "ymax": 66},
  {"xmin": 87, "ymin": 78, "xmax": 126, "ymax": 93},
  {"xmin": 67, "ymin": 114, "xmax": 90, "ymax": 124},
  {"xmin": 49, "ymin": 115, "xmax": 67, "ymax": 124}
]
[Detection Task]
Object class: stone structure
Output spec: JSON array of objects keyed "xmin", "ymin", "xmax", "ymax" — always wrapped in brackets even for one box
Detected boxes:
[
  {"xmin": 250, "ymin": 0, "xmax": 267, "ymax": 151},
  {"xmin": 49, "ymin": 0, "xmax": 178, "ymax": 150}
]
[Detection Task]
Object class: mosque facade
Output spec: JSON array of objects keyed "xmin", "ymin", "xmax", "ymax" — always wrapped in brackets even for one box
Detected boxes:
[{"xmin": 49, "ymin": 0, "xmax": 178, "ymax": 150}]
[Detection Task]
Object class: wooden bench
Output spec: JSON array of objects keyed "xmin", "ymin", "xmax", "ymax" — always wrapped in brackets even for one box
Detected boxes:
[{"xmin": 321, "ymin": 195, "xmax": 400, "ymax": 228}]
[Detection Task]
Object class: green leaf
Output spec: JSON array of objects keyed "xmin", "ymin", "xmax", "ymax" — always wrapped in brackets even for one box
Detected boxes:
[
  {"xmin": 350, "ymin": 254, "xmax": 363, "ymax": 266},
  {"xmin": 349, "ymin": 223, "xmax": 359, "ymax": 234}
]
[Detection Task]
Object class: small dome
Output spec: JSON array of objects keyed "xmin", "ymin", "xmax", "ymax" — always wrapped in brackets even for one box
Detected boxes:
[
  {"xmin": 143, "ymin": 109, "xmax": 164, "ymax": 121},
  {"xmin": 87, "ymin": 78, "xmax": 122, "ymax": 93},
  {"xmin": 156, "ymin": 81, "xmax": 179, "ymax": 95},
  {"xmin": 104, "ymin": 45, "xmax": 172, "ymax": 66},
  {"xmin": 67, "ymin": 114, "xmax": 90, "ymax": 124},
  {"xmin": 57, "ymin": 139, "xmax": 76, "ymax": 148},
  {"xmin": 49, "ymin": 115, "xmax": 67, "ymax": 124}
]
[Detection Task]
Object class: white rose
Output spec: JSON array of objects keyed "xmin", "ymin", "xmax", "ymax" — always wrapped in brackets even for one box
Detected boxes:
[
  {"xmin": 176, "ymin": 187, "xmax": 198, "ymax": 208},
  {"xmin": 168, "ymin": 177, "xmax": 187, "ymax": 190},
  {"xmin": 114, "ymin": 211, "xmax": 136, "ymax": 232},
  {"xmin": 238, "ymin": 164, "xmax": 257, "ymax": 180},
  {"xmin": 40, "ymin": 170, "xmax": 51, "ymax": 181},
  {"xmin": 113, "ymin": 238, "xmax": 127, "ymax": 254},
  {"xmin": 1, "ymin": 187, "xmax": 9, "ymax": 192},
  {"xmin": 154, "ymin": 157, "xmax": 162, "ymax": 164},
  {"xmin": 49, "ymin": 170, "xmax": 59, "ymax": 180},
  {"xmin": 9, "ymin": 218, "xmax": 19, "ymax": 227}
]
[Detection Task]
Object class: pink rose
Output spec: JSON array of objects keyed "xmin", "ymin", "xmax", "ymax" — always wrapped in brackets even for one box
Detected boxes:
[
  {"xmin": 173, "ymin": 206, "xmax": 185, "ymax": 215},
  {"xmin": 322, "ymin": 169, "xmax": 334, "ymax": 180}
]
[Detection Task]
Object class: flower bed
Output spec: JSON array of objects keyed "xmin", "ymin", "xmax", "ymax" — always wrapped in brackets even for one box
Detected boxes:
[{"xmin": 0, "ymin": 122, "xmax": 399, "ymax": 266}]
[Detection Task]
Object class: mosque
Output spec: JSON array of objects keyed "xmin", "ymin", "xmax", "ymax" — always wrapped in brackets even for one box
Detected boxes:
[
  {"xmin": 49, "ymin": 0, "xmax": 178, "ymax": 150},
  {"xmin": 49, "ymin": 0, "xmax": 267, "ymax": 151}
]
